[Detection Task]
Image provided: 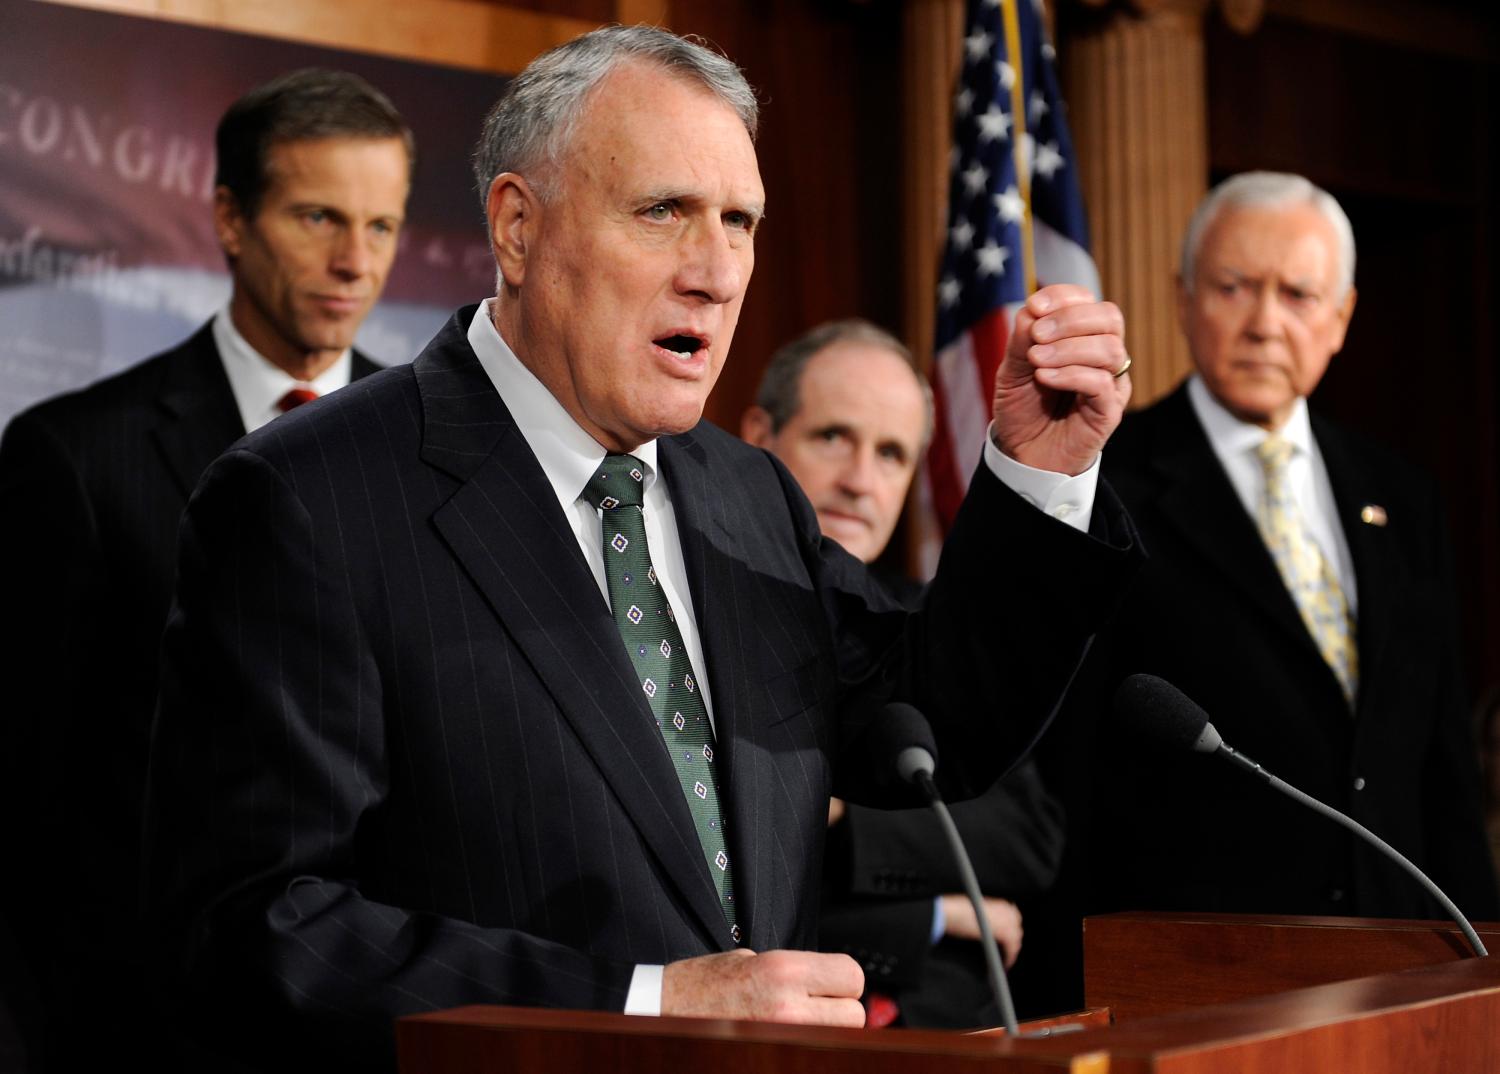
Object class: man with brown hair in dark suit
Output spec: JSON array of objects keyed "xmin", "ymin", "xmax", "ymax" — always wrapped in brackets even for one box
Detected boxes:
[
  {"xmin": 742, "ymin": 319, "xmax": 1065, "ymax": 1029},
  {"xmin": 0, "ymin": 68, "xmax": 412, "ymax": 1072}
]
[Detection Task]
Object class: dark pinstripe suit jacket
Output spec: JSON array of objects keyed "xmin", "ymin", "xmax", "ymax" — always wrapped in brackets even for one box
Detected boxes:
[
  {"xmin": 0, "ymin": 324, "xmax": 378, "ymax": 1071},
  {"xmin": 818, "ymin": 573, "xmax": 1066, "ymax": 1029},
  {"xmin": 819, "ymin": 762, "xmax": 1063, "ymax": 1028},
  {"xmin": 1022, "ymin": 384, "xmax": 1499, "ymax": 1014},
  {"xmin": 1071, "ymin": 386, "xmax": 1496, "ymax": 920},
  {"xmin": 142, "ymin": 306, "xmax": 1138, "ymax": 1069}
]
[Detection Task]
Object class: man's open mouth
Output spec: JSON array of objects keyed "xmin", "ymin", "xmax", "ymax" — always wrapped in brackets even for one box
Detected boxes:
[{"xmin": 654, "ymin": 333, "xmax": 707, "ymax": 358}]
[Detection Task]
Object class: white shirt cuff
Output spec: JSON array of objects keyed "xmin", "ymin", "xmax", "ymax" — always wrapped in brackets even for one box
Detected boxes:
[
  {"xmin": 982, "ymin": 424, "xmax": 1099, "ymax": 532},
  {"xmin": 624, "ymin": 964, "xmax": 664, "ymax": 1015}
]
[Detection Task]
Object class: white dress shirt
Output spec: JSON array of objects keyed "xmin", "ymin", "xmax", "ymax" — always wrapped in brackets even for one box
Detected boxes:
[
  {"xmin": 213, "ymin": 308, "xmax": 354, "ymax": 434},
  {"xmin": 464, "ymin": 303, "xmax": 717, "ymax": 729},
  {"xmin": 464, "ymin": 300, "xmax": 1101, "ymax": 1015},
  {"xmin": 983, "ymin": 432, "xmax": 1098, "ymax": 532},
  {"xmin": 1187, "ymin": 375, "xmax": 1358, "ymax": 613}
]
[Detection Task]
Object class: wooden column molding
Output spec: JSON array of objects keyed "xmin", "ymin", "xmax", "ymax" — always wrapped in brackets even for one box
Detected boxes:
[
  {"xmin": 41, "ymin": 0, "xmax": 599, "ymax": 72},
  {"xmin": 1063, "ymin": 0, "xmax": 1221, "ymax": 406}
]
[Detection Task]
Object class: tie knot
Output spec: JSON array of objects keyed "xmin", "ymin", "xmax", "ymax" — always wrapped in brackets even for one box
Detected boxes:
[
  {"xmin": 1255, "ymin": 434, "xmax": 1294, "ymax": 475},
  {"xmin": 583, "ymin": 454, "xmax": 646, "ymax": 510},
  {"xmin": 277, "ymin": 387, "xmax": 319, "ymax": 413}
]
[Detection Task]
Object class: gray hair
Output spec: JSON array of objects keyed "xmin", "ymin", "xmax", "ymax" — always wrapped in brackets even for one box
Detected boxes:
[
  {"xmin": 472, "ymin": 24, "xmax": 759, "ymax": 210},
  {"xmin": 756, "ymin": 319, "xmax": 934, "ymax": 447},
  {"xmin": 1180, "ymin": 171, "xmax": 1356, "ymax": 300}
]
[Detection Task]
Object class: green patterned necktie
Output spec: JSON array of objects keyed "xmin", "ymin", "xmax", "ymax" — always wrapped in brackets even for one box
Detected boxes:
[
  {"xmin": 1255, "ymin": 435, "xmax": 1359, "ymax": 705},
  {"xmin": 581, "ymin": 454, "xmax": 739, "ymax": 944}
]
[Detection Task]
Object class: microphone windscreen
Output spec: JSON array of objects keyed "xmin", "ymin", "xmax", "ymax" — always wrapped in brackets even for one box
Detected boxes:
[
  {"xmin": 1113, "ymin": 674, "xmax": 1220, "ymax": 754},
  {"xmin": 867, "ymin": 701, "xmax": 940, "ymax": 777}
]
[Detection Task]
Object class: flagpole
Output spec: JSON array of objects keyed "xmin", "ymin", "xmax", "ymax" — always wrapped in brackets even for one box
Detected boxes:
[{"xmin": 999, "ymin": 0, "xmax": 1037, "ymax": 293}]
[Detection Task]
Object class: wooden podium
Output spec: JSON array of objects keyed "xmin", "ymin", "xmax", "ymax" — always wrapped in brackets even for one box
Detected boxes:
[
  {"xmin": 396, "ymin": 914, "xmax": 1500, "ymax": 1073},
  {"xmin": 1083, "ymin": 910, "xmax": 1500, "ymax": 1020}
]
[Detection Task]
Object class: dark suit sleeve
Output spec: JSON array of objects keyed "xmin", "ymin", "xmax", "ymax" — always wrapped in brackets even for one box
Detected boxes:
[
  {"xmin": 816, "ymin": 896, "xmax": 934, "ymax": 991},
  {"xmin": 819, "ymin": 762, "xmax": 1063, "ymax": 989},
  {"xmin": 0, "ymin": 412, "xmax": 105, "ymax": 961},
  {"xmin": 0, "ymin": 409, "xmax": 101, "ymax": 777},
  {"xmin": 821, "ymin": 461, "xmax": 1141, "ymax": 808},
  {"xmin": 839, "ymin": 762, "xmax": 1064, "ymax": 900},
  {"xmin": 144, "ymin": 448, "xmax": 632, "ymax": 1068},
  {"xmin": 0, "ymin": 411, "xmax": 95, "ymax": 1044}
]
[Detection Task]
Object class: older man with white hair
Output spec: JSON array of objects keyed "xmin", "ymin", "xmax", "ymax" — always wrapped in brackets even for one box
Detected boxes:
[
  {"xmin": 142, "ymin": 23, "xmax": 1140, "ymax": 1069},
  {"xmin": 1040, "ymin": 172, "xmax": 1498, "ymax": 962}
]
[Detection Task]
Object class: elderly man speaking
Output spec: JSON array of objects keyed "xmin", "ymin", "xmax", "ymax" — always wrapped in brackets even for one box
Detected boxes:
[{"xmin": 143, "ymin": 25, "xmax": 1138, "ymax": 1069}]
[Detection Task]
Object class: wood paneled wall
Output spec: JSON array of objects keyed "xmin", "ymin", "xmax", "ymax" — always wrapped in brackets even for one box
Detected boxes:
[
  {"xmin": 40, "ymin": 0, "xmax": 1500, "ymax": 691},
  {"xmin": 659, "ymin": 2, "xmax": 906, "ymax": 433},
  {"xmin": 1061, "ymin": 1, "xmax": 1210, "ymax": 406},
  {"xmin": 44, "ymin": 0, "xmax": 602, "ymax": 72}
]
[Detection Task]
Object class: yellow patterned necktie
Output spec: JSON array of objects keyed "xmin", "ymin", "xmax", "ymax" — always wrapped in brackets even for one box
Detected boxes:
[{"xmin": 1254, "ymin": 435, "xmax": 1359, "ymax": 706}]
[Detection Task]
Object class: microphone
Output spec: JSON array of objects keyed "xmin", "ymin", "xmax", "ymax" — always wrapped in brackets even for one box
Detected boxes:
[
  {"xmin": 1113, "ymin": 674, "xmax": 1488, "ymax": 958},
  {"xmin": 874, "ymin": 702, "xmax": 1021, "ymax": 1035},
  {"xmin": 865, "ymin": 699, "xmax": 940, "ymax": 787}
]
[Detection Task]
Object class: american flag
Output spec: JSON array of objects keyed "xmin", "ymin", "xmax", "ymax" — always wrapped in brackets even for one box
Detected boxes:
[{"xmin": 924, "ymin": 0, "xmax": 1098, "ymax": 535}]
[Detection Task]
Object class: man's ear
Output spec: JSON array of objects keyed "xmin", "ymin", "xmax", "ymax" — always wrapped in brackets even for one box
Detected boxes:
[
  {"xmin": 740, "ymin": 406, "xmax": 775, "ymax": 448},
  {"xmin": 213, "ymin": 186, "xmax": 246, "ymax": 260},
  {"xmin": 487, "ymin": 173, "xmax": 539, "ymax": 288}
]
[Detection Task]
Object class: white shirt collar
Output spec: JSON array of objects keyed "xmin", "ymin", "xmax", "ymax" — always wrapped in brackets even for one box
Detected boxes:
[
  {"xmin": 213, "ymin": 306, "xmax": 353, "ymax": 433},
  {"xmin": 464, "ymin": 299, "xmax": 659, "ymax": 502},
  {"xmin": 1187, "ymin": 373, "xmax": 1313, "ymax": 461}
]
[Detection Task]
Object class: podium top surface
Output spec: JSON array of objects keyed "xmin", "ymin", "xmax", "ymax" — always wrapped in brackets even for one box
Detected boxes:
[{"xmin": 401, "ymin": 955, "xmax": 1500, "ymax": 1073}]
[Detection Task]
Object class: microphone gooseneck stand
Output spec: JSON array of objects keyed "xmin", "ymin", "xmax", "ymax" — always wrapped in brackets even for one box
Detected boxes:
[
  {"xmin": 1215, "ymin": 741, "xmax": 1488, "ymax": 958},
  {"xmin": 910, "ymin": 768, "xmax": 1021, "ymax": 1036}
]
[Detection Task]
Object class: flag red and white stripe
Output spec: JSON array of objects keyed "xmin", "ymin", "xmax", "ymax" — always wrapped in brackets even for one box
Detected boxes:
[{"xmin": 920, "ymin": 0, "xmax": 1098, "ymax": 568}]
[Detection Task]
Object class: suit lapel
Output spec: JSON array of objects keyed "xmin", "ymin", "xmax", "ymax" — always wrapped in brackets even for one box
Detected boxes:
[
  {"xmin": 1313, "ymin": 417, "xmax": 1397, "ymax": 703},
  {"xmin": 659, "ymin": 431, "xmax": 772, "ymax": 947},
  {"xmin": 418, "ymin": 314, "xmax": 730, "ymax": 949},
  {"xmin": 152, "ymin": 335, "xmax": 383, "ymax": 500},
  {"xmin": 1145, "ymin": 389, "xmax": 1329, "ymax": 660},
  {"xmin": 350, "ymin": 350, "xmax": 381, "ymax": 382},
  {"xmin": 150, "ymin": 325, "xmax": 247, "ymax": 499},
  {"xmin": 1139, "ymin": 389, "xmax": 1369, "ymax": 713}
]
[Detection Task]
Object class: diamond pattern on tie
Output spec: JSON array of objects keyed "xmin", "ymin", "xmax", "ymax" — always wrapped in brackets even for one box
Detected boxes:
[
  {"xmin": 1255, "ymin": 436, "xmax": 1359, "ymax": 704},
  {"xmin": 582, "ymin": 454, "xmax": 738, "ymax": 941}
]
